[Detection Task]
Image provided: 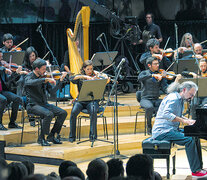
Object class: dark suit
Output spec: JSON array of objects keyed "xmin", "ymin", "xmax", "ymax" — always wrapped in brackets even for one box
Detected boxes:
[{"xmin": 0, "ymin": 67, "xmax": 22, "ymax": 124}]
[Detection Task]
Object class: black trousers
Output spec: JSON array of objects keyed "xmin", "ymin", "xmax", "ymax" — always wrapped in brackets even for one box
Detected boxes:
[
  {"xmin": 0, "ymin": 91, "xmax": 22, "ymax": 124},
  {"xmin": 27, "ymin": 103, "xmax": 67, "ymax": 135},
  {"xmin": 69, "ymin": 101, "xmax": 99, "ymax": 140},
  {"xmin": 140, "ymin": 98, "xmax": 162, "ymax": 127}
]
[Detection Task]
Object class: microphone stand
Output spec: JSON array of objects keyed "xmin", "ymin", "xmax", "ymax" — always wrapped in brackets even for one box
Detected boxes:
[
  {"xmin": 103, "ymin": 61, "xmax": 128, "ymax": 158},
  {"xmin": 37, "ymin": 26, "xmax": 59, "ymax": 68}
]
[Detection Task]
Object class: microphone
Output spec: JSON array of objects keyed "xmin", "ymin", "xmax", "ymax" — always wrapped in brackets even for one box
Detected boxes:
[
  {"xmin": 36, "ymin": 24, "xmax": 42, "ymax": 32},
  {"xmin": 116, "ymin": 58, "xmax": 126, "ymax": 71},
  {"xmin": 96, "ymin": 33, "xmax": 104, "ymax": 41}
]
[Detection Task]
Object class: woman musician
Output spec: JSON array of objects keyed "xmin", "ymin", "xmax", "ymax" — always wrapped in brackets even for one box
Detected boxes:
[{"xmin": 69, "ymin": 60, "xmax": 109, "ymax": 142}]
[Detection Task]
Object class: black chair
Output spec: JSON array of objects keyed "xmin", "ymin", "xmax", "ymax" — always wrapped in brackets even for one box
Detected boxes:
[
  {"xmin": 134, "ymin": 91, "xmax": 156, "ymax": 135},
  {"xmin": 20, "ymin": 105, "xmax": 43, "ymax": 144},
  {"xmin": 77, "ymin": 107, "xmax": 108, "ymax": 141},
  {"xmin": 142, "ymin": 137, "xmax": 176, "ymax": 179}
]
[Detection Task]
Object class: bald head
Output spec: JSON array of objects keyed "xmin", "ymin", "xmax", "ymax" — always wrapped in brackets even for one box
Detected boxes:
[{"xmin": 194, "ymin": 43, "xmax": 203, "ymax": 55}]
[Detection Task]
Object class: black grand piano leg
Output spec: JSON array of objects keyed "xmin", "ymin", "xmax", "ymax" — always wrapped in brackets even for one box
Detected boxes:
[{"xmin": 195, "ymin": 137, "xmax": 203, "ymax": 169}]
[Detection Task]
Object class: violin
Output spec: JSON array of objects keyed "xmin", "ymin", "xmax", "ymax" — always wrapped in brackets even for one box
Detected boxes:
[
  {"xmin": 44, "ymin": 70, "xmax": 70, "ymax": 80},
  {"xmin": 153, "ymin": 69, "xmax": 177, "ymax": 80},
  {"xmin": 159, "ymin": 48, "xmax": 174, "ymax": 57},
  {"xmin": 10, "ymin": 45, "xmax": 22, "ymax": 52},
  {"xmin": 1, "ymin": 61, "xmax": 29, "ymax": 72}
]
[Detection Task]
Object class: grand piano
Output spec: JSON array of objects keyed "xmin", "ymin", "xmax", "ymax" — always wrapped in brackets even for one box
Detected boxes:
[
  {"xmin": 184, "ymin": 107, "xmax": 207, "ymax": 168},
  {"xmin": 184, "ymin": 108, "xmax": 207, "ymax": 139}
]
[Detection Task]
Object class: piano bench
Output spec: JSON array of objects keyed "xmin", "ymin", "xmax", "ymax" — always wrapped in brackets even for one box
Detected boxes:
[{"xmin": 142, "ymin": 137, "xmax": 176, "ymax": 179}]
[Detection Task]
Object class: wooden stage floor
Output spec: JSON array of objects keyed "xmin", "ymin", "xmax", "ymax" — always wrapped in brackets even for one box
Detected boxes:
[{"xmin": 1, "ymin": 93, "xmax": 202, "ymax": 179}]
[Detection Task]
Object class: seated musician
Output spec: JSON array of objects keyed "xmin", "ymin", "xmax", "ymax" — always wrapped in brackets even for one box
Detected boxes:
[
  {"xmin": 24, "ymin": 59, "xmax": 68, "ymax": 146},
  {"xmin": 152, "ymin": 81, "xmax": 207, "ymax": 178},
  {"xmin": 1, "ymin": 33, "xmax": 15, "ymax": 52},
  {"xmin": 174, "ymin": 33, "xmax": 194, "ymax": 59},
  {"xmin": 0, "ymin": 50, "xmax": 23, "ymax": 130},
  {"xmin": 69, "ymin": 60, "xmax": 109, "ymax": 142},
  {"xmin": 188, "ymin": 59, "xmax": 207, "ymax": 119},
  {"xmin": 139, "ymin": 38, "xmax": 171, "ymax": 70},
  {"xmin": 16, "ymin": 46, "xmax": 38, "ymax": 97},
  {"xmin": 138, "ymin": 57, "xmax": 181, "ymax": 134}
]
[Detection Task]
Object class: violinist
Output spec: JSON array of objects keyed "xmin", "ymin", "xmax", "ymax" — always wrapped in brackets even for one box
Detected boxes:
[
  {"xmin": 139, "ymin": 38, "xmax": 171, "ymax": 70},
  {"xmin": 16, "ymin": 46, "xmax": 38, "ymax": 97},
  {"xmin": 0, "ymin": 33, "xmax": 15, "ymax": 52},
  {"xmin": 69, "ymin": 60, "xmax": 109, "ymax": 142},
  {"xmin": 0, "ymin": 51, "xmax": 23, "ymax": 130},
  {"xmin": 138, "ymin": 57, "xmax": 181, "ymax": 134},
  {"xmin": 174, "ymin": 33, "xmax": 194, "ymax": 59},
  {"xmin": 24, "ymin": 59, "xmax": 68, "ymax": 146}
]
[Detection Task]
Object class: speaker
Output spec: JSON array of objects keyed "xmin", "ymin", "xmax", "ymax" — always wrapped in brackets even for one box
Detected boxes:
[{"xmin": 0, "ymin": 141, "xmax": 5, "ymax": 159}]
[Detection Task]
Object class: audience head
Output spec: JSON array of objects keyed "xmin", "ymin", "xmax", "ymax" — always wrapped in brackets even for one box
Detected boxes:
[
  {"xmin": 8, "ymin": 162, "xmax": 28, "ymax": 180},
  {"xmin": 59, "ymin": 160, "xmax": 77, "ymax": 179},
  {"xmin": 23, "ymin": 173, "xmax": 46, "ymax": 180},
  {"xmin": 21, "ymin": 160, "xmax": 35, "ymax": 175},
  {"xmin": 0, "ymin": 158, "xmax": 8, "ymax": 180},
  {"xmin": 61, "ymin": 166, "xmax": 85, "ymax": 180},
  {"xmin": 126, "ymin": 154, "xmax": 154, "ymax": 180},
  {"xmin": 62, "ymin": 176, "xmax": 82, "ymax": 180},
  {"xmin": 154, "ymin": 171, "xmax": 162, "ymax": 180},
  {"xmin": 86, "ymin": 158, "xmax": 108, "ymax": 180},
  {"xmin": 107, "ymin": 158, "xmax": 124, "ymax": 179}
]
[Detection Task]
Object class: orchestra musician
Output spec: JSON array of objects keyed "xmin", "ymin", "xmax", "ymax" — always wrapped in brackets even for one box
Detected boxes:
[
  {"xmin": 69, "ymin": 60, "xmax": 109, "ymax": 142},
  {"xmin": 0, "ymin": 33, "xmax": 15, "ymax": 52},
  {"xmin": 152, "ymin": 81, "xmax": 207, "ymax": 178},
  {"xmin": 138, "ymin": 56, "xmax": 181, "ymax": 134},
  {"xmin": 174, "ymin": 33, "xmax": 194, "ymax": 59},
  {"xmin": 139, "ymin": 13, "xmax": 163, "ymax": 45},
  {"xmin": 16, "ymin": 46, "xmax": 38, "ymax": 97},
  {"xmin": 139, "ymin": 39, "xmax": 172, "ymax": 70},
  {"xmin": 0, "ymin": 50, "xmax": 23, "ymax": 130},
  {"xmin": 24, "ymin": 59, "xmax": 68, "ymax": 146},
  {"xmin": 187, "ymin": 59, "xmax": 207, "ymax": 119}
]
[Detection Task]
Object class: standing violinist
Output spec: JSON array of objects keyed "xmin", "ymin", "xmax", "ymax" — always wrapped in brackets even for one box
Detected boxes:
[
  {"xmin": 139, "ymin": 38, "xmax": 172, "ymax": 70},
  {"xmin": 0, "ymin": 49, "xmax": 23, "ymax": 130},
  {"xmin": 24, "ymin": 59, "xmax": 68, "ymax": 146},
  {"xmin": 138, "ymin": 56, "xmax": 181, "ymax": 134},
  {"xmin": 69, "ymin": 60, "xmax": 109, "ymax": 142}
]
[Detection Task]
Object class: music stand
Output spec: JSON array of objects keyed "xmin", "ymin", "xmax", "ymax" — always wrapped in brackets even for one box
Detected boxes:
[
  {"xmin": 91, "ymin": 51, "xmax": 118, "ymax": 67},
  {"xmin": 77, "ymin": 79, "xmax": 113, "ymax": 147},
  {"xmin": 3, "ymin": 51, "xmax": 25, "ymax": 65},
  {"xmin": 179, "ymin": 78, "xmax": 207, "ymax": 97},
  {"xmin": 173, "ymin": 59, "xmax": 198, "ymax": 74}
]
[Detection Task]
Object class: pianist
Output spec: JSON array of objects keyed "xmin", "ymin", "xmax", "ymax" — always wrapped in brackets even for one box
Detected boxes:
[{"xmin": 152, "ymin": 81, "xmax": 207, "ymax": 178}]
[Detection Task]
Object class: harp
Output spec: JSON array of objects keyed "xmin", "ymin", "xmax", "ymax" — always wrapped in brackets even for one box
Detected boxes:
[{"xmin": 67, "ymin": 6, "xmax": 90, "ymax": 99}]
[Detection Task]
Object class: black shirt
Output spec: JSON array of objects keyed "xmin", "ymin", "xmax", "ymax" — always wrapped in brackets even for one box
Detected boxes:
[
  {"xmin": 143, "ymin": 23, "xmax": 162, "ymax": 40},
  {"xmin": 138, "ymin": 69, "xmax": 168, "ymax": 100},
  {"xmin": 24, "ymin": 71, "xmax": 61, "ymax": 105}
]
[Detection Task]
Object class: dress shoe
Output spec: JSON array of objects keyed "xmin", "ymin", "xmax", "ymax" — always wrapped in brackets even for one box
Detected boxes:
[
  {"xmin": 37, "ymin": 137, "xmax": 51, "ymax": 146},
  {"xmin": 0, "ymin": 124, "xmax": 8, "ymax": 130},
  {"xmin": 69, "ymin": 138, "xmax": 75, "ymax": 143},
  {"xmin": 8, "ymin": 122, "xmax": 22, "ymax": 129},
  {"xmin": 47, "ymin": 133, "xmax": 62, "ymax": 144}
]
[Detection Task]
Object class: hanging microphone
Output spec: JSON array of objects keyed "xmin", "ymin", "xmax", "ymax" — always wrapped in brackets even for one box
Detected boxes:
[
  {"xmin": 96, "ymin": 33, "xmax": 104, "ymax": 41},
  {"xmin": 116, "ymin": 58, "xmax": 126, "ymax": 71},
  {"xmin": 36, "ymin": 24, "xmax": 42, "ymax": 32}
]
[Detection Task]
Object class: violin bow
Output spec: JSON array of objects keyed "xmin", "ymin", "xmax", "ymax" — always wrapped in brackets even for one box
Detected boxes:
[
  {"xmin": 161, "ymin": 37, "xmax": 170, "ymax": 56},
  {"xmin": 9, "ymin": 37, "xmax": 29, "ymax": 52},
  {"xmin": 200, "ymin": 39, "xmax": 207, "ymax": 45},
  {"xmin": 42, "ymin": 51, "xmax": 50, "ymax": 60}
]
